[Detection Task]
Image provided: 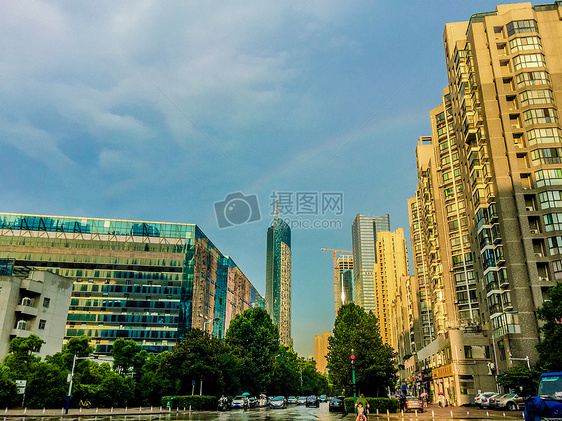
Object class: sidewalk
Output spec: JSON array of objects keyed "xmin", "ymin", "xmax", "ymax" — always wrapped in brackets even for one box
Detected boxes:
[
  {"xmin": 343, "ymin": 404, "xmax": 525, "ymax": 420},
  {"xmin": 1, "ymin": 406, "xmax": 185, "ymax": 418}
]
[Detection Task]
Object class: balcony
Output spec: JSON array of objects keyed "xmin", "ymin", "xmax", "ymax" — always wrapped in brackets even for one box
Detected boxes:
[
  {"xmin": 15, "ymin": 304, "xmax": 38, "ymax": 318},
  {"xmin": 20, "ymin": 279, "xmax": 43, "ymax": 296}
]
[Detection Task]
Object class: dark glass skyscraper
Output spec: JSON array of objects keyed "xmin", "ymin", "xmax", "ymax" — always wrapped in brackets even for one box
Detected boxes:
[{"xmin": 265, "ymin": 215, "xmax": 292, "ymax": 346}]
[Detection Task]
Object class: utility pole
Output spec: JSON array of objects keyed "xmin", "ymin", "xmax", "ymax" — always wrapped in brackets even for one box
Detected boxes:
[
  {"xmin": 351, "ymin": 349, "xmax": 357, "ymax": 409},
  {"xmin": 321, "ymin": 248, "xmax": 352, "ymax": 314}
]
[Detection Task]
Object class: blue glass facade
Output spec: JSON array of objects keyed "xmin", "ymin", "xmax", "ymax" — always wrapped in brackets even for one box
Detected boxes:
[{"xmin": 0, "ymin": 213, "xmax": 263, "ymax": 353}]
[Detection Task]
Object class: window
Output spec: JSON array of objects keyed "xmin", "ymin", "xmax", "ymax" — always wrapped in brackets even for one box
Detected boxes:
[
  {"xmin": 39, "ymin": 319, "xmax": 46, "ymax": 330},
  {"xmin": 539, "ymin": 191, "xmax": 562, "ymax": 209},
  {"xmin": 548, "ymin": 236, "xmax": 562, "ymax": 255},
  {"xmin": 524, "ymin": 108, "xmax": 558, "ymax": 126},
  {"xmin": 536, "ymin": 169, "xmax": 562, "ymax": 187},
  {"xmin": 544, "ymin": 213, "xmax": 562, "ymax": 232},
  {"xmin": 497, "ymin": 340, "xmax": 506, "ymax": 360},
  {"xmin": 464, "ymin": 346, "xmax": 473, "ymax": 359},
  {"xmin": 43, "ymin": 297, "xmax": 50, "ymax": 308},
  {"xmin": 531, "ymin": 148, "xmax": 562, "ymax": 165},
  {"xmin": 516, "ymin": 71, "xmax": 550, "ymax": 88},
  {"xmin": 527, "ymin": 127, "xmax": 562, "ymax": 145},
  {"xmin": 506, "ymin": 20, "xmax": 538, "ymax": 37},
  {"xmin": 513, "ymin": 53, "xmax": 546, "ymax": 71},
  {"xmin": 519, "ymin": 89, "xmax": 553, "ymax": 106},
  {"xmin": 509, "ymin": 36, "xmax": 542, "ymax": 52}
]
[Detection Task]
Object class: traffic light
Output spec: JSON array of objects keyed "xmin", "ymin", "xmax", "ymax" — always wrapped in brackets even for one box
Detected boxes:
[{"xmin": 350, "ymin": 349, "xmax": 356, "ymax": 367}]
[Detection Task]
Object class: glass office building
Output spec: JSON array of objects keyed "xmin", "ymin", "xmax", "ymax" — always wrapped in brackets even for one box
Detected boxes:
[
  {"xmin": 351, "ymin": 213, "xmax": 390, "ymax": 312},
  {"xmin": 265, "ymin": 215, "xmax": 292, "ymax": 346},
  {"xmin": 0, "ymin": 213, "xmax": 264, "ymax": 354}
]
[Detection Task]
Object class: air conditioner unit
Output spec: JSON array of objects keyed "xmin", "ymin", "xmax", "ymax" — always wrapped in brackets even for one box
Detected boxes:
[
  {"xmin": 535, "ymin": 252, "xmax": 543, "ymax": 258},
  {"xmin": 526, "ymin": 206, "xmax": 534, "ymax": 211},
  {"xmin": 16, "ymin": 320, "xmax": 27, "ymax": 330},
  {"xmin": 530, "ymin": 229, "xmax": 539, "ymax": 234}
]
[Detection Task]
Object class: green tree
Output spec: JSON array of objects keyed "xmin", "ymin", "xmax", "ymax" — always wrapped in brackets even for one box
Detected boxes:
[
  {"xmin": 135, "ymin": 353, "xmax": 173, "ymax": 406},
  {"xmin": 301, "ymin": 360, "xmax": 329, "ymax": 395},
  {"xmin": 225, "ymin": 307, "xmax": 279, "ymax": 395},
  {"xmin": 536, "ymin": 281, "xmax": 562, "ymax": 372},
  {"xmin": 269, "ymin": 345, "xmax": 301, "ymax": 396},
  {"xmin": 0, "ymin": 366, "xmax": 17, "ymax": 408},
  {"xmin": 497, "ymin": 366, "xmax": 538, "ymax": 396},
  {"xmin": 25, "ymin": 362, "xmax": 68, "ymax": 408},
  {"xmin": 111, "ymin": 339, "xmax": 147, "ymax": 375},
  {"xmin": 161, "ymin": 329, "xmax": 225, "ymax": 397},
  {"xmin": 326, "ymin": 303, "xmax": 396, "ymax": 397},
  {"xmin": 3, "ymin": 335, "xmax": 45, "ymax": 378}
]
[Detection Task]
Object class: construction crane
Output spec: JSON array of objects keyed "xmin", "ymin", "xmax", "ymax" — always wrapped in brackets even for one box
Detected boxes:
[{"xmin": 321, "ymin": 248, "xmax": 352, "ymax": 314}]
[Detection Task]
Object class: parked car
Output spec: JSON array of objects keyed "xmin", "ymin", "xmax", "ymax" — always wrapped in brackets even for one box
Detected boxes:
[
  {"xmin": 405, "ymin": 396, "xmax": 423, "ymax": 412},
  {"xmin": 297, "ymin": 396, "xmax": 307, "ymax": 405},
  {"xmin": 329, "ymin": 396, "xmax": 346, "ymax": 412},
  {"xmin": 525, "ymin": 372, "xmax": 562, "ymax": 421},
  {"xmin": 318, "ymin": 394, "xmax": 328, "ymax": 402},
  {"xmin": 494, "ymin": 393, "xmax": 526, "ymax": 410},
  {"xmin": 489, "ymin": 393, "xmax": 507, "ymax": 409},
  {"xmin": 475, "ymin": 392, "xmax": 498, "ymax": 408},
  {"xmin": 269, "ymin": 396, "xmax": 287, "ymax": 409},
  {"xmin": 287, "ymin": 396, "xmax": 297, "ymax": 404},
  {"xmin": 481, "ymin": 393, "xmax": 500, "ymax": 408},
  {"xmin": 306, "ymin": 395, "xmax": 320, "ymax": 407}
]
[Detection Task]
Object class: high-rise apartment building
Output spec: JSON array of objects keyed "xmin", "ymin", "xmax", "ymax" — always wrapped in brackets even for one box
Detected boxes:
[
  {"xmin": 335, "ymin": 254, "xmax": 353, "ymax": 313},
  {"xmin": 314, "ymin": 330, "xmax": 331, "ymax": 374},
  {"xmin": 374, "ymin": 229, "xmax": 414, "ymax": 355},
  {"xmin": 266, "ymin": 215, "xmax": 292, "ymax": 346},
  {"xmin": 407, "ymin": 1, "xmax": 562, "ymax": 405},
  {"xmin": 0, "ymin": 213, "xmax": 264, "ymax": 354},
  {"xmin": 351, "ymin": 214, "xmax": 390, "ymax": 312}
]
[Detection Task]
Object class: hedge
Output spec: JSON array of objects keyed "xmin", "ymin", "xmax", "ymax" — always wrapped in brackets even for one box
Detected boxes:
[
  {"xmin": 161, "ymin": 395, "xmax": 217, "ymax": 411},
  {"xmin": 344, "ymin": 397, "xmax": 399, "ymax": 414}
]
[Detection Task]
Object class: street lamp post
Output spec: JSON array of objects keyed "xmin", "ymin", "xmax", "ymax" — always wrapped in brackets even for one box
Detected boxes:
[
  {"xmin": 65, "ymin": 354, "xmax": 92, "ymax": 414},
  {"xmin": 203, "ymin": 317, "xmax": 220, "ymax": 335},
  {"xmin": 509, "ymin": 355, "xmax": 531, "ymax": 370}
]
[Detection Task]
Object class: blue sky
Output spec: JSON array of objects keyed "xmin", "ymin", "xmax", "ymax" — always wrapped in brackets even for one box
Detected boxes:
[{"xmin": 0, "ymin": 0, "xmax": 534, "ymax": 357}]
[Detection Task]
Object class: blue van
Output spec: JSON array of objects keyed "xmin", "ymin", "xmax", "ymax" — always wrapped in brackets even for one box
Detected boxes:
[{"xmin": 525, "ymin": 372, "xmax": 562, "ymax": 421}]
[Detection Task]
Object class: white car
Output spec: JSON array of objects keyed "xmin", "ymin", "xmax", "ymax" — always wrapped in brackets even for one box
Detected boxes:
[
  {"xmin": 475, "ymin": 392, "xmax": 497, "ymax": 408},
  {"xmin": 231, "ymin": 396, "xmax": 246, "ymax": 409}
]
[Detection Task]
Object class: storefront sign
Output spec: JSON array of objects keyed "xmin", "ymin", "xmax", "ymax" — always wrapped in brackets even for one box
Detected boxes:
[{"xmin": 432, "ymin": 364, "xmax": 453, "ymax": 379}]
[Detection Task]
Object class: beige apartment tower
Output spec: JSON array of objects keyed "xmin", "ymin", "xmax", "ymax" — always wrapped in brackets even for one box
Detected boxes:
[
  {"xmin": 373, "ymin": 229, "xmax": 411, "ymax": 350},
  {"xmin": 407, "ymin": 1, "xmax": 562, "ymax": 405},
  {"xmin": 314, "ymin": 330, "xmax": 331, "ymax": 374}
]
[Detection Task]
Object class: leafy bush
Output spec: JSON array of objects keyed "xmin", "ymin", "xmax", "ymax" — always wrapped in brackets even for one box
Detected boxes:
[
  {"xmin": 367, "ymin": 398, "xmax": 399, "ymax": 413},
  {"xmin": 344, "ymin": 397, "xmax": 399, "ymax": 414},
  {"xmin": 161, "ymin": 395, "xmax": 217, "ymax": 411}
]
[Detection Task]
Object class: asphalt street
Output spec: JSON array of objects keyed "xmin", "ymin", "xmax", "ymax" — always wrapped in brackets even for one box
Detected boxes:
[{"xmin": 1, "ymin": 402, "xmax": 525, "ymax": 421}]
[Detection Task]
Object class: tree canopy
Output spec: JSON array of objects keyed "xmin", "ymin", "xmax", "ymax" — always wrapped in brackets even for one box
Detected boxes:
[
  {"xmin": 326, "ymin": 303, "xmax": 396, "ymax": 397},
  {"xmin": 536, "ymin": 281, "xmax": 562, "ymax": 372}
]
